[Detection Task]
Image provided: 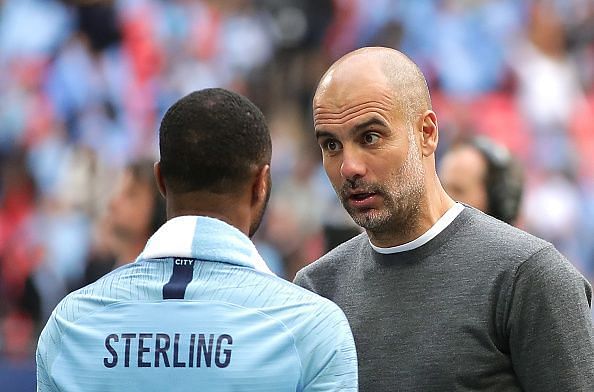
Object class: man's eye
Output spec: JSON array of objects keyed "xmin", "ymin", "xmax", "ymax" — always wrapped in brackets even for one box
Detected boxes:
[
  {"xmin": 363, "ymin": 133, "xmax": 380, "ymax": 144},
  {"xmin": 324, "ymin": 140, "xmax": 341, "ymax": 151}
]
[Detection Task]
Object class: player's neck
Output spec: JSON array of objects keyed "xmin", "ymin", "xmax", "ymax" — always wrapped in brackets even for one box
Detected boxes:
[{"xmin": 165, "ymin": 191, "xmax": 251, "ymax": 236}]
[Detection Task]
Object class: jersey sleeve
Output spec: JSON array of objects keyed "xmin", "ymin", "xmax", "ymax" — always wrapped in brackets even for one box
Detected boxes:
[
  {"xmin": 296, "ymin": 300, "xmax": 358, "ymax": 391},
  {"xmin": 36, "ymin": 314, "xmax": 60, "ymax": 392},
  {"xmin": 506, "ymin": 245, "xmax": 594, "ymax": 391},
  {"xmin": 37, "ymin": 346, "xmax": 51, "ymax": 391}
]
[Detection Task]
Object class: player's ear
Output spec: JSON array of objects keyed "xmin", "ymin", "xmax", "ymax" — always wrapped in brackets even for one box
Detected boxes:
[
  {"xmin": 420, "ymin": 110, "xmax": 438, "ymax": 157},
  {"xmin": 154, "ymin": 161, "xmax": 167, "ymax": 197},
  {"xmin": 251, "ymin": 164, "xmax": 270, "ymax": 207}
]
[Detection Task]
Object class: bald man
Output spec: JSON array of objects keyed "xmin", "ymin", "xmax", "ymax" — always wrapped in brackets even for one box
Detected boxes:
[{"xmin": 294, "ymin": 47, "xmax": 594, "ymax": 391}]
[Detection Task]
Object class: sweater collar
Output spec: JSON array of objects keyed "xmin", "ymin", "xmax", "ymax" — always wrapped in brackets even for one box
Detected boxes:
[
  {"xmin": 369, "ymin": 202, "xmax": 465, "ymax": 254},
  {"xmin": 136, "ymin": 215, "xmax": 274, "ymax": 275}
]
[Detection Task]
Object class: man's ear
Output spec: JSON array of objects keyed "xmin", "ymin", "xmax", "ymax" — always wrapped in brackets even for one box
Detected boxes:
[
  {"xmin": 420, "ymin": 110, "xmax": 439, "ymax": 157},
  {"xmin": 251, "ymin": 164, "xmax": 270, "ymax": 207},
  {"xmin": 154, "ymin": 161, "xmax": 167, "ymax": 197}
]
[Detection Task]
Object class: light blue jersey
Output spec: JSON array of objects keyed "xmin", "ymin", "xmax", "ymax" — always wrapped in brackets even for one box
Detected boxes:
[{"xmin": 36, "ymin": 216, "xmax": 358, "ymax": 391}]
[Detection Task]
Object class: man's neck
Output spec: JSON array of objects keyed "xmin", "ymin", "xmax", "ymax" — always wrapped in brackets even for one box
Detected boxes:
[
  {"xmin": 166, "ymin": 191, "xmax": 251, "ymax": 236},
  {"xmin": 367, "ymin": 188, "xmax": 455, "ymax": 248}
]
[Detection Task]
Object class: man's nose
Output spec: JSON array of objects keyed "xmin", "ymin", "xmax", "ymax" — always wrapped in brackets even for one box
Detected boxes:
[{"xmin": 340, "ymin": 147, "xmax": 366, "ymax": 181}]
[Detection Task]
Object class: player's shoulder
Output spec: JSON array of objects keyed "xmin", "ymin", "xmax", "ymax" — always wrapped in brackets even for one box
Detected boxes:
[
  {"xmin": 276, "ymin": 282, "xmax": 352, "ymax": 338},
  {"xmin": 257, "ymin": 268, "xmax": 346, "ymax": 314},
  {"xmin": 52, "ymin": 263, "xmax": 138, "ymax": 321},
  {"xmin": 263, "ymin": 275, "xmax": 357, "ymax": 390}
]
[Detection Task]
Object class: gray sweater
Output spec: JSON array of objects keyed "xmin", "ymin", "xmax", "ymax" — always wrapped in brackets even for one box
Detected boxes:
[{"xmin": 294, "ymin": 206, "xmax": 594, "ymax": 391}]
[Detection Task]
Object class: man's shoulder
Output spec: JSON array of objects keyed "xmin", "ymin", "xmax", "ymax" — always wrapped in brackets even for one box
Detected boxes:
[
  {"xmin": 277, "ymin": 280, "xmax": 351, "ymax": 327},
  {"xmin": 455, "ymin": 207, "xmax": 589, "ymax": 292},
  {"xmin": 51, "ymin": 263, "xmax": 139, "ymax": 322},
  {"xmin": 258, "ymin": 268, "xmax": 345, "ymax": 309},
  {"xmin": 293, "ymin": 232, "xmax": 367, "ymax": 295},
  {"xmin": 462, "ymin": 206, "xmax": 552, "ymax": 259},
  {"xmin": 37, "ymin": 270, "xmax": 124, "ymax": 358},
  {"xmin": 323, "ymin": 231, "xmax": 368, "ymax": 258},
  {"xmin": 301, "ymin": 232, "xmax": 367, "ymax": 275}
]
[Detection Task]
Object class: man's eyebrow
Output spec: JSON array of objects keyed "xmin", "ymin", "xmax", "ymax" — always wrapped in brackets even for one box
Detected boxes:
[
  {"xmin": 315, "ymin": 117, "xmax": 388, "ymax": 138},
  {"xmin": 353, "ymin": 117, "xmax": 389, "ymax": 132},
  {"xmin": 315, "ymin": 129, "xmax": 335, "ymax": 140}
]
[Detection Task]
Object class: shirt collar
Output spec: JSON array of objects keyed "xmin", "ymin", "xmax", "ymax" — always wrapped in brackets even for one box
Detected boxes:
[
  {"xmin": 370, "ymin": 202, "xmax": 465, "ymax": 254},
  {"xmin": 137, "ymin": 215, "xmax": 274, "ymax": 275}
]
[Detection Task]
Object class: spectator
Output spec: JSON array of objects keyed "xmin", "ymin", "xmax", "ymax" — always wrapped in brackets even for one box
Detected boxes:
[
  {"xmin": 439, "ymin": 136, "xmax": 523, "ymax": 225},
  {"xmin": 78, "ymin": 158, "xmax": 166, "ymax": 287}
]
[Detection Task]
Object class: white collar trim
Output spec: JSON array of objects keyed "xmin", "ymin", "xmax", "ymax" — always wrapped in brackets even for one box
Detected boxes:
[
  {"xmin": 137, "ymin": 215, "xmax": 274, "ymax": 275},
  {"xmin": 370, "ymin": 203, "xmax": 464, "ymax": 254}
]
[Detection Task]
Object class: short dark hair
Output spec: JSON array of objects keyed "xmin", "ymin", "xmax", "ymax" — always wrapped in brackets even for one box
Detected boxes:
[{"xmin": 159, "ymin": 88, "xmax": 272, "ymax": 193}]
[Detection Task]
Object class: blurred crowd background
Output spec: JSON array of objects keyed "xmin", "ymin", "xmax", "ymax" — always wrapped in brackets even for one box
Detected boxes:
[{"xmin": 1, "ymin": 0, "xmax": 594, "ymax": 387}]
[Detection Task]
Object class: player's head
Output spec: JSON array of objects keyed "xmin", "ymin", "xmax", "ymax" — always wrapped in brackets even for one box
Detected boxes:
[
  {"xmin": 313, "ymin": 47, "xmax": 440, "ymax": 241},
  {"xmin": 439, "ymin": 137, "xmax": 523, "ymax": 224},
  {"xmin": 156, "ymin": 88, "xmax": 272, "ymax": 236}
]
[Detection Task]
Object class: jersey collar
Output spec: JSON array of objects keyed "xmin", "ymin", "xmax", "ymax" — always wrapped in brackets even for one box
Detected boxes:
[{"xmin": 137, "ymin": 215, "xmax": 274, "ymax": 275}]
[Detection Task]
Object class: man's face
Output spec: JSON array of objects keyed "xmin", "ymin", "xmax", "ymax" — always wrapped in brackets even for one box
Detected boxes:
[
  {"xmin": 439, "ymin": 145, "xmax": 488, "ymax": 212},
  {"xmin": 107, "ymin": 170, "xmax": 154, "ymax": 242},
  {"xmin": 313, "ymin": 64, "xmax": 425, "ymax": 235}
]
